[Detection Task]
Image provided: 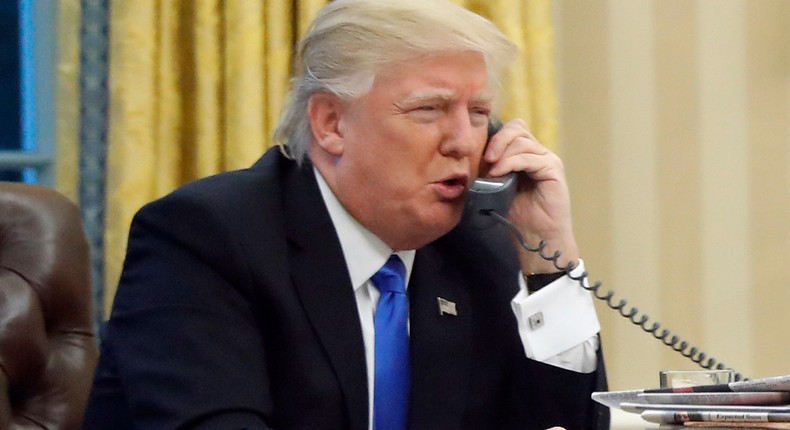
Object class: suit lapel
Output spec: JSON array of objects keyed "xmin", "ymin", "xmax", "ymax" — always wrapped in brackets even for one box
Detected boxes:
[
  {"xmin": 408, "ymin": 245, "xmax": 472, "ymax": 429},
  {"xmin": 283, "ymin": 164, "xmax": 369, "ymax": 430}
]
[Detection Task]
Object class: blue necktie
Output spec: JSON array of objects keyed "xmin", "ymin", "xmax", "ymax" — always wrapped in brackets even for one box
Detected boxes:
[{"xmin": 371, "ymin": 254, "xmax": 410, "ymax": 430}]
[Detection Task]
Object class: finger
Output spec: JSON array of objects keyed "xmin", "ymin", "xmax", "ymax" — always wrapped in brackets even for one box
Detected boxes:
[
  {"xmin": 483, "ymin": 119, "xmax": 531, "ymax": 162},
  {"xmin": 489, "ymin": 151, "xmax": 564, "ymax": 181},
  {"xmin": 487, "ymin": 135, "xmax": 557, "ymax": 178},
  {"xmin": 501, "ymin": 135, "xmax": 549, "ymax": 160}
]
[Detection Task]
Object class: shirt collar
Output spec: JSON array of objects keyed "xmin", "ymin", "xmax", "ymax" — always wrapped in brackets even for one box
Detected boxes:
[{"xmin": 314, "ymin": 168, "xmax": 415, "ymax": 291}]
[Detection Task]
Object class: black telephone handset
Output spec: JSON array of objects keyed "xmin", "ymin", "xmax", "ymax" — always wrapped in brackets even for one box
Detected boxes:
[
  {"xmin": 463, "ymin": 119, "xmax": 747, "ymax": 381},
  {"xmin": 462, "ymin": 120, "xmax": 518, "ymax": 229}
]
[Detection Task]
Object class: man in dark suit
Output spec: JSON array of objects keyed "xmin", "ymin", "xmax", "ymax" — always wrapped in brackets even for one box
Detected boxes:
[{"xmin": 84, "ymin": 1, "xmax": 609, "ymax": 429}]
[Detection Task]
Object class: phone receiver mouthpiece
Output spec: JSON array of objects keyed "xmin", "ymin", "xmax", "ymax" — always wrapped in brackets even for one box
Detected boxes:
[{"xmin": 462, "ymin": 172, "xmax": 518, "ymax": 229}]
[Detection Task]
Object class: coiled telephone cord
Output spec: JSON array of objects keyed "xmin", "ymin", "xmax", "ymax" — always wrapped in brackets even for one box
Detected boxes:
[{"xmin": 484, "ymin": 209, "xmax": 748, "ymax": 382}]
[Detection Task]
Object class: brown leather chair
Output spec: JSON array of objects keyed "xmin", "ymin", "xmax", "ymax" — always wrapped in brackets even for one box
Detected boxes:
[{"xmin": 0, "ymin": 182, "xmax": 98, "ymax": 429}]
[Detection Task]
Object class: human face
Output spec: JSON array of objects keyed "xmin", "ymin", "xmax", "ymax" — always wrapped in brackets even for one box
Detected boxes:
[{"xmin": 316, "ymin": 51, "xmax": 493, "ymax": 250}]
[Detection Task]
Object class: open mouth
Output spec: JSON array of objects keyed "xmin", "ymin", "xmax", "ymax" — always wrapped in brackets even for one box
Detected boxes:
[
  {"xmin": 434, "ymin": 174, "xmax": 468, "ymax": 200},
  {"xmin": 442, "ymin": 177, "xmax": 465, "ymax": 187},
  {"xmin": 440, "ymin": 172, "xmax": 469, "ymax": 188}
]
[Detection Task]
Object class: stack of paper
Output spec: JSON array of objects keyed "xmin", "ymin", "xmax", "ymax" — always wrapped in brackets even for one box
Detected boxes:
[{"xmin": 593, "ymin": 374, "xmax": 790, "ymax": 428}]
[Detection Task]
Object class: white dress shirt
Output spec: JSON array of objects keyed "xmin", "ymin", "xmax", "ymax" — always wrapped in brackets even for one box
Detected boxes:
[{"xmin": 314, "ymin": 169, "xmax": 600, "ymax": 430}]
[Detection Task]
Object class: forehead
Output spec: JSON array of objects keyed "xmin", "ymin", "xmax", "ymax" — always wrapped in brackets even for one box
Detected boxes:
[{"xmin": 370, "ymin": 51, "xmax": 495, "ymax": 102}]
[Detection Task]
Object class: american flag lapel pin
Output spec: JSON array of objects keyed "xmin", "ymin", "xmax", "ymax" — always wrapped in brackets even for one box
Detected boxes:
[{"xmin": 437, "ymin": 297, "xmax": 457, "ymax": 316}]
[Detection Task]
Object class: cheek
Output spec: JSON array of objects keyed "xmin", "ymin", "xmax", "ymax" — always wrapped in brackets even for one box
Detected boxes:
[
  {"xmin": 368, "ymin": 135, "xmax": 434, "ymax": 179},
  {"xmin": 344, "ymin": 118, "xmax": 445, "ymax": 191},
  {"xmin": 337, "ymin": 148, "xmax": 406, "ymax": 201}
]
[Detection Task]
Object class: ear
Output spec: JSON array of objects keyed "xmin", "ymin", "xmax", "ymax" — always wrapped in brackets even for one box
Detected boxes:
[{"xmin": 308, "ymin": 92, "xmax": 346, "ymax": 156}]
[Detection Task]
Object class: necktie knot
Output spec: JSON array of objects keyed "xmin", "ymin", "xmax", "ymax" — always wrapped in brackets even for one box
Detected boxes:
[{"xmin": 372, "ymin": 255, "xmax": 407, "ymax": 295}]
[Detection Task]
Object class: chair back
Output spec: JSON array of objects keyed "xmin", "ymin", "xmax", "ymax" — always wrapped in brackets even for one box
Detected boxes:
[{"xmin": 0, "ymin": 182, "xmax": 98, "ymax": 429}]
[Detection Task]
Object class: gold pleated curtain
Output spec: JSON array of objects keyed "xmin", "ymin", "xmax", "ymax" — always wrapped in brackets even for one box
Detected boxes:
[
  {"xmin": 56, "ymin": 0, "xmax": 81, "ymax": 202},
  {"xmin": 102, "ymin": 0, "xmax": 558, "ymax": 314}
]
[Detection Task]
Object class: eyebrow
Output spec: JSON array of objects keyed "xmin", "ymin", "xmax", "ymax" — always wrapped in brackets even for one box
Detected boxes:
[{"xmin": 401, "ymin": 89, "xmax": 494, "ymax": 106}]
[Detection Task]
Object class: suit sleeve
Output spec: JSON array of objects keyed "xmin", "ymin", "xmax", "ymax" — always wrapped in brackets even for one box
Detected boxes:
[
  {"xmin": 97, "ymin": 191, "xmax": 275, "ymax": 429},
  {"xmin": 439, "ymin": 223, "xmax": 609, "ymax": 430},
  {"xmin": 516, "ymin": 274, "xmax": 610, "ymax": 430}
]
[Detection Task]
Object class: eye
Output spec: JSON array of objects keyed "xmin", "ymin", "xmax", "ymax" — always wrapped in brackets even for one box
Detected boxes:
[
  {"xmin": 470, "ymin": 107, "xmax": 491, "ymax": 117},
  {"xmin": 408, "ymin": 104, "xmax": 443, "ymax": 123},
  {"xmin": 470, "ymin": 108, "xmax": 491, "ymax": 126}
]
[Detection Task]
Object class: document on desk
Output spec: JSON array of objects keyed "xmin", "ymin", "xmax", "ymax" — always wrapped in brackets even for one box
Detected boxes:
[
  {"xmin": 593, "ymin": 373, "xmax": 790, "ymax": 410},
  {"xmin": 594, "ymin": 373, "xmax": 790, "ymax": 429},
  {"xmin": 620, "ymin": 403, "xmax": 790, "ymax": 415},
  {"xmin": 683, "ymin": 422, "xmax": 790, "ymax": 429},
  {"xmin": 639, "ymin": 392, "xmax": 790, "ymax": 406},
  {"xmin": 641, "ymin": 410, "xmax": 790, "ymax": 426}
]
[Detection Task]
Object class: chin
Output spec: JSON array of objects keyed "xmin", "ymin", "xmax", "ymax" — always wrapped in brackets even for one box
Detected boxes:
[
  {"xmin": 389, "ymin": 204, "xmax": 464, "ymax": 249},
  {"xmin": 387, "ymin": 219, "xmax": 456, "ymax": 250},
  {"xmin": 418, "ymin": 212, "xmax": 464, "ymax": 242}
]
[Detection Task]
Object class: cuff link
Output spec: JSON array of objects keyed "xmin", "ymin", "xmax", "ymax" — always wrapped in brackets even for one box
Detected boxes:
[{"xmin": 528, "ymin": 311, "xmax": 544, "ymax": 330}]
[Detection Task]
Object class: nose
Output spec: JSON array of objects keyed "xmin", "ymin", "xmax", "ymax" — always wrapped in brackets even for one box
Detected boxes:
[{"xmin": 438, "ymin": 112, "xmax": 483, "ymax": 159}]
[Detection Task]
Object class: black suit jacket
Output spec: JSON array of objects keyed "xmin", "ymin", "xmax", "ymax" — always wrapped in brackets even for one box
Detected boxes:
[{"xmin": 84, "ymin": 148, "xmax": 609, "ymax": 429}]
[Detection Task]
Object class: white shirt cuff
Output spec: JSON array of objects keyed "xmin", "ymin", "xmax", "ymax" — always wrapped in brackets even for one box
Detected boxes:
[{"xmin": 511, "ymin": 259, "xmax": 600, "ymax": 370}]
